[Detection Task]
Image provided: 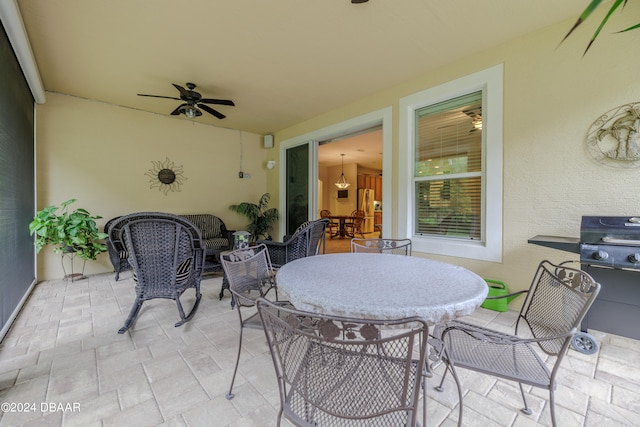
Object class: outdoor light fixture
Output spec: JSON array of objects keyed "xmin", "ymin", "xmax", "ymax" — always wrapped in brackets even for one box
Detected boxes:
[{"xmin": 335, "ymin": 154, "xmax": 350, "ymax": 189}]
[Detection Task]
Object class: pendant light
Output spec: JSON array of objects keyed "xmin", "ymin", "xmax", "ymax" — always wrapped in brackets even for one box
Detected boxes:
[{"xmin": 335, "ymin": 154, "xmax": 350, "ymax": 189}]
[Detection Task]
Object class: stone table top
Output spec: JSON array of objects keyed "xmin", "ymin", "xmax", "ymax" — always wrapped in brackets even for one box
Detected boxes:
[{"xmin": 276, "ymin": 252, "xmax": 488, "ymax": 324}]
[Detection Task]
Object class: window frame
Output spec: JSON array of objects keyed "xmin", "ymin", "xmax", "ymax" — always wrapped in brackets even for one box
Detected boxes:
[{"xmin": 398, "ymin": 65, "xmax": 503, "ymax": 262}]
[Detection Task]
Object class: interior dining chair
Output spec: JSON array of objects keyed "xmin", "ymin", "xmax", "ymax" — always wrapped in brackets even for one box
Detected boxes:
[
  {"xmin": 220, "ymin": 243, "xmax": 280, "ymax": 400},
  {"xmin": 350, "ymin": 237, "xmax": 412, "ymax": 255},
  {"xmin": 117, "ymin": 213, "xmax": 205, "ymax": 334},
  {"xmin": 431, "ymin": 260, "xmax": 601, "ymax": 426},
  {"xmin": 319, "ymin": 209, "xmax": 338, "ymax": 237},
  {"xmin": 256, "ymin": 298, "xmax": 430, "ymax": 427},
  {"xmin": 344, "ymin": 209, "xmax": 365, "ymax": 238}
]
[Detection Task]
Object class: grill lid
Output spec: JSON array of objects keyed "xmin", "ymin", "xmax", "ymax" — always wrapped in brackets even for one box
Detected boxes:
[{"xmin": 581, "ymin": 216, "xmax": 640, "ymax": 245}]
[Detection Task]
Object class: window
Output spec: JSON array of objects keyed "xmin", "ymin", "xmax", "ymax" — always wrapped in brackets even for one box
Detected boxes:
[{"xmin": 399, "ymin": 65, "xmax": 503, "ymax": 262}]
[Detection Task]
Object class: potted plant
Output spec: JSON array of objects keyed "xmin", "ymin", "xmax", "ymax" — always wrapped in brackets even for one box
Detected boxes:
[
  {"xmin": 229, "ymin": 193, "xmax": 279, "ymax": 241},
  {"xmin": 29, "ymin": 198, "xmax": 108, "ymax": 260}
]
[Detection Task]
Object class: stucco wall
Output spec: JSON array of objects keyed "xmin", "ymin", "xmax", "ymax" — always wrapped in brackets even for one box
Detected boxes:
[
  {"xmin": 35, "ymin": 93, "xmax": 270, "ymax": 280},
  {"xmin": 270, "ymin": 7, "xmax": 640, "ymax": 292}
]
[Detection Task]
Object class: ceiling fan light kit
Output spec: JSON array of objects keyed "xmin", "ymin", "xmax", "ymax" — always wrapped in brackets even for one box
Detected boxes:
[
  {"xmin": 180, "ymin": 105, "xmax": 202, "ymax": 118},
  {"xmin": 137, "ymin": 82, "xmax": 234, "ymax": 120}
]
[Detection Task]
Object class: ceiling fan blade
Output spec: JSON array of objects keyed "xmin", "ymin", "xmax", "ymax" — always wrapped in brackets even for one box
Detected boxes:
[
  {"xmin": 200, "ymin": 98, "xmax": 235, "ymax": 106},
  {"xmin": 171, "ymin": 104, "xmax": 187, "ymax": 115},
  {"xmin": 137, "ymin": 94, "xmax": 181, "ymax": 101},
  {"xmin": 172, "ymin": 83, "xmax": 191, "ymax": 98},
  {"xmin": 198, "ymin": 104, "xmax": 226, "ymax": 119}
]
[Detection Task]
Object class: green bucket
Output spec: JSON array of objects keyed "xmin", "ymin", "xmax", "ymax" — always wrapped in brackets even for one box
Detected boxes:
[{"xmin": 481, "ymin": 279, "xmax": 519, "ymax": 312}]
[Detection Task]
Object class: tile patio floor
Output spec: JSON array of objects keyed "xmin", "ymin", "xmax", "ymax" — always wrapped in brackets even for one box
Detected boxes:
[{"xmin": 1, "ymin": 271, "xmax": 639, "ymax": 426}]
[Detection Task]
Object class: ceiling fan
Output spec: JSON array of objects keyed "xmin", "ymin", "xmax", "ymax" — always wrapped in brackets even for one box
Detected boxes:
[
  {"xmin": 137, "ymin": 82, "xmax": 235, "ymax": 119},
  {"xmin": 463, "ymin": 107, "xmax": 482, "ymax": 133}
]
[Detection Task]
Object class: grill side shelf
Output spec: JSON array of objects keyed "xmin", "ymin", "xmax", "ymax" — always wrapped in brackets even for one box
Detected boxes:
[{"xmin": 528, "ymin": 235, "xmax": 580, "ymax": 254}]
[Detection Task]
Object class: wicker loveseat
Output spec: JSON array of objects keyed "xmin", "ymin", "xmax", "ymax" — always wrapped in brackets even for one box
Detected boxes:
[{"xmin": 105, "ymin": 213, "xmax": 233, "ymax": 280}]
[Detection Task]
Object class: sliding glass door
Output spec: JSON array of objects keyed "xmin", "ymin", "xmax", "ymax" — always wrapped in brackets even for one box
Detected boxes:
[{"xmin": 285, "ymin": 144, "xmax": 310, "ymax": 235}]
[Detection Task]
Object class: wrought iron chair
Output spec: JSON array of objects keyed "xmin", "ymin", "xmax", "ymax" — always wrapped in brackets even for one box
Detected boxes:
[
  {"xmin": 344, "ymin": 209, "xmax": 365, "ymax": 238},
  {"xmin": 350, "ymin": 237, "xmax": 412, "ymax": 255},
  {"xmin": 431, "ymin": 260, "xmax": 600, "ymax": 426},
  {"xmin": 117, "ymin": 213, "xmax": 205, "ymax": 334},
  {"xmin": 259, "ymin": 218, "xmax": 329, "ymax": 268},
  {"xmin": 220, "ymin": 244, "xmax": 282, "ymax": 400},
  {"xmin": 256, "ymin": 298, "xmax": 430, "ymax": 427}
]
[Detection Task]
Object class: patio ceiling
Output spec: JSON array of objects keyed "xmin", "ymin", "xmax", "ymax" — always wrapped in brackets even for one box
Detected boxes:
[{"xmin": 14, "ymin": 0, "xmax": 586, "ymax": 135}]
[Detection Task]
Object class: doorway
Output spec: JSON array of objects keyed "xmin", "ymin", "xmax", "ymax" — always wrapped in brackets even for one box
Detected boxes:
[
  {"xmin": 318, "ymin": 128, "xmax": 382, "ymax": 252},
  {"xmin": 278, "ymin": 107, "xmax": 392, "ymax": 247}
]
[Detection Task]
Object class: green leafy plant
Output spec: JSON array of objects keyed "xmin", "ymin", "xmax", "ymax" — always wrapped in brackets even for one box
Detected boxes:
[
  {"xmin": 562, "ymin": 0, "xmax": 640, "ymax": 54},
  {"xmin": 229, "ymin": 193, "xmax": 279, "ymax": 241},
  {"xmin": 29, "ymin": 199, "xmax": 108, "ymax": 260}
]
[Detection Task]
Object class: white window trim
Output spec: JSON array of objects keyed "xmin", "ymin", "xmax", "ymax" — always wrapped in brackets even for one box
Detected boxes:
[{"xmin": 398, "ymin": 64, "xmax": 503, "ymax": 262}]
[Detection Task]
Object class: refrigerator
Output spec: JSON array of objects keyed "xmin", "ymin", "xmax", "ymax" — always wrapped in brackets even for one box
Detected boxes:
[{"xmin": 358, "ymin": 189, "xmax": 375, "ymax": 233}]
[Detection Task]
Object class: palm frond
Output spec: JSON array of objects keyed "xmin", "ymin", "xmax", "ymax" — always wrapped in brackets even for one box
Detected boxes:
[{"xmin": 560, "ymin": 0, "xmax": 638, "ymax": 55}]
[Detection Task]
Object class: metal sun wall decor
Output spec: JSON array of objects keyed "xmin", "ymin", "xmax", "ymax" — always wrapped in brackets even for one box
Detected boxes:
[
  {"xmin": 586, "ymin": 102, "xmax": 640, "ymax": 168},
  {"xmin": 145, "ymin": 157, "xmax": 187, "ymax": 195}
]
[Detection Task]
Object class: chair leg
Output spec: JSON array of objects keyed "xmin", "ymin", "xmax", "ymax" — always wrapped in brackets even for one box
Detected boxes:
[
  {"xmin": 435, "ymin": 366, "xmax": 448, "ymax": 391},
  {"xmin": 447, "ymin": 363, "xmax": 464, "ymax": 427},
  {"xmin": 518, "ymin": 382, "xmax": 532, "ymax": 415},
  {"xmin": 118, "ymin": 300, "xmax": 143, "ymax": 334},
  {"xmin": 226, "ymin": 307, "xmax": 245, "ymax": 400},
  {"xmin": 549, "ymin": 389, "xmax": 557, "ymax": 427},
  {"xmin": 174, "ymin": 289, "xmax": 202, "ymax": 327},
  {"xmin": 276, "ymin": 408, "xmax": 283, "ymax": 427}
]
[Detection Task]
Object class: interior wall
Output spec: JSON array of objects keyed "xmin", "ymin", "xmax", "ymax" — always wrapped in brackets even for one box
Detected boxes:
[
  {"xmin": 36, "ymin": 93, "xmax": 268, "ymax": 280},
  {"xmin": 326, "ymin": 162, "xmax": 357, "ymax": 216},
  {"xmin": 270, "ymin": 6, "xmax": 640, "ymax": 291}
]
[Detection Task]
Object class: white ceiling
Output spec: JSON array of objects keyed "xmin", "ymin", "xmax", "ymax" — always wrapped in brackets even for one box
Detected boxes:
[{"xmin": 13, "ymin": 0, "xmax": 586, "ymax": 135}]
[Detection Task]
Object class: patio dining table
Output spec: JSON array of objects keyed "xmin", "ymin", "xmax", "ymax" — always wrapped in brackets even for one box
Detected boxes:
[{"xmin": 275, "ymin": 252, "xmax": 488, "ymax": 324}]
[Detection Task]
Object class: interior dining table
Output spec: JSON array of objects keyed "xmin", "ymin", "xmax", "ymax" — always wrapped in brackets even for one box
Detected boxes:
[
  {"xmin": 275, "ymin": 252, "xmax": 488, "ymax": 324},
  {"xmin": 328, "ymin": 215, "xmax": 352, "ymax": 239}
]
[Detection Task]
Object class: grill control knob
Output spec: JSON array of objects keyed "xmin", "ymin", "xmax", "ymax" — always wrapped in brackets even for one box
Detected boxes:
[
  {"xmin": 628, "ymin": 253, "xmax": 640, "ymax": 264},
  {"xmin": 593, "ymin": 250, "xmax": 608, "ymax": 261}
]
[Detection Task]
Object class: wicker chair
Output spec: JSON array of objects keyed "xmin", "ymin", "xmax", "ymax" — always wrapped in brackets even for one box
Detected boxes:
[
  {"xmin": 105, "ymin": 215, "xmax": 131, "ymax": 281},
  {"xmin": 117, "ymin": 213, "xmax": 205, "ymax": 334},
  {"xmin": 107, "ymin": 212, "xmax": 180, "ymax": 281},
  {"xmin": 256, "ymin": 298, "xmax": 429, "ymax": 427},
  {"xmin": 350, "ymin": 238, "xmax": 412, "ymax": 255},
  {"xmin": 220, "ymin": 244, "xmax": 281, "ymax": 400},
  {"xmin": 431, "ymin": 260, "xmax": 600, "ymax": 426},
  {"xmin": 259, "ymin": 218, "xmax": 329, "ymax": 268}
]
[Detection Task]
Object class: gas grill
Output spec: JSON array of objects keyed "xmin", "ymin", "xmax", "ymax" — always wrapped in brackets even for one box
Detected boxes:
[
  {"xmin": 579, "ymin": 216, "xmax": 640, "ymax": 341},
  {"xmin": 530, "ymin": 216, "xmax": 640, "ymax": 341}
]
